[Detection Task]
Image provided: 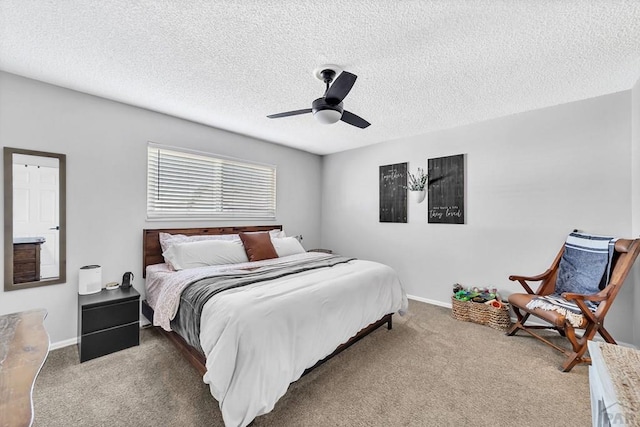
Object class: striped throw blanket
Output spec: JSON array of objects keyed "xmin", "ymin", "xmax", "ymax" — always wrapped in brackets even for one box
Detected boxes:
[
  {"xmin": 171, "ymin": 255, "xmax": 356, "ymax": 352},
  {"xmin": 526, "ymin": 232, "xmax": 616, "ymax": 328}
]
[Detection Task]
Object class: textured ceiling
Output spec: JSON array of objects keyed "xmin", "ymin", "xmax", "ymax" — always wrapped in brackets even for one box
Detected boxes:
[{"xmin": 1, "ymin": 1, "xmax": 640, "ymax": 155}]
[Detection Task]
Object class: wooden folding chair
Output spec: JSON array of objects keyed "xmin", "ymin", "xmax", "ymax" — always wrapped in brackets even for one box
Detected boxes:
[{"xmin": 506, "ymin": 237, "xmax": 640, "ymax": 372}]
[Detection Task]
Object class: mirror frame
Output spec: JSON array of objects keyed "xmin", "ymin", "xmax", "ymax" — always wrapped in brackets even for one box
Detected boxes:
[{"xmin": 4, "ymin": 147, "xmax": 66, "ymax": 291}]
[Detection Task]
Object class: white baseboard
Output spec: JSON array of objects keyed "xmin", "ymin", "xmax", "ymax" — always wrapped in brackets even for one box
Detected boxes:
[
  {"xmin": 407, "ymin": 294, "xmax": 452, "ymax": 308},
  {"xmin": 50, "ymin": 298, "xmax": 638, "ymax": 351},
  {"xmin": 407, "ymin": 294, "xmax": 638, "ymax": 349},
  {"xmin": 50, "ymin": 336, "xmax": 77, "ymax": 350},
  {"xmin": 49, "ymin": 320, "xmax": 151, "ymax": 350}
]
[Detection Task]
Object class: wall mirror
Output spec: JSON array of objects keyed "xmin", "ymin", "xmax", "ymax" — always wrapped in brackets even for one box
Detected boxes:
[{"xmin": 4, "ymin": 147, "xmax": 66, "ymax": 291}]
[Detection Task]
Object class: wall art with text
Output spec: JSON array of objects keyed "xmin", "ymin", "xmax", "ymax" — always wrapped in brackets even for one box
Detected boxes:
[
  {"xmin": 379, "ymin": 162, "xmax": 407, "ymax": 223},
  {"xmin": 427, "ymin": 154, "xmax": 465, "ymax": 224}
]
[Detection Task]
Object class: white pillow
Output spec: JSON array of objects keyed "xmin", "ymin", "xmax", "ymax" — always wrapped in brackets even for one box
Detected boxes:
[
  {"xmin": 159, "ymin": 229, "xmax": 285, "ymax": 253},
  {"xmin": 271, "ymin": 237, "xmax": 306, "ymax": 258},
  {"xmin": 244, "ymin": 229, "xmax": 286, "ymax": 239},
  {"xmin": 159, "ymin": 232, "xmax": 239, "ymax": 253},
  {"xmin": 162, "ymin": 239, "xmax": 249, "ymax": 270},
  {"xmin": 270, "ymin": 229, "xmax": 286, "ymax": 239}
]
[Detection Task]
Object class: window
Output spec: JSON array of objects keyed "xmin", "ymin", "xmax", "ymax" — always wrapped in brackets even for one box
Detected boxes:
[{"xmin": 147, "ymin": 143, "xmax": 276, "ymax": 220}]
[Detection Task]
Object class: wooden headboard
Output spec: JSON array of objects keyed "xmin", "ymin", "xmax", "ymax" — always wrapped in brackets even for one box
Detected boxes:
[{"xmin": 142, "ymin": 225, "xmax": 283, "ymax": 277}]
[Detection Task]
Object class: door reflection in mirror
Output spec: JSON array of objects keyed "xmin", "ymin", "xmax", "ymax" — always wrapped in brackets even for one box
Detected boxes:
[
  {"xmin": 4, "ymin": 147, "xmax": 66, "ymax": 291},
  {"xmin": 13, "ymin": 154, "xmax": 60, "ymax": 281}
]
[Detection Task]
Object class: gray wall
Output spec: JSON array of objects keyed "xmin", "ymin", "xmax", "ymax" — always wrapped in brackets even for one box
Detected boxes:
[
  {"xmin": 0, "ymin": 71, "xmax": 323, "ymax": 346},
  {"xmin": 632, "ymin": 77, "xmax": 640, "ymax": 346},
  {"xmin": 3, "ymin": 69, "xmax": 638, "ymax": 348},
  {"xmin": 321, "ymin": 90, "xmax": 637, "ymax": 344}
]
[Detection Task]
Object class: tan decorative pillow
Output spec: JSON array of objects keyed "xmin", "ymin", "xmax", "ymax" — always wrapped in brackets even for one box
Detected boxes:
[{"xmin": 239, "ymin": 232, "xmax": 278, "ymax": 262}]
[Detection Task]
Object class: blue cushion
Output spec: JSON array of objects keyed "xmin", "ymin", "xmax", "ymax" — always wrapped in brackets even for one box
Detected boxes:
[{"xmin": 555, "ymin": 232, "xmax": 614, "ymax": 296}]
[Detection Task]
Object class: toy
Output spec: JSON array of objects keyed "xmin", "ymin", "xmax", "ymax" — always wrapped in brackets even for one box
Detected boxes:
[
  {"xmin": 486, "ymin": 299, "xmax": 503, "ymax": 309},
  {"xmin": 453, "ymin": 284, "xmax": 503, "ymax": 306}
]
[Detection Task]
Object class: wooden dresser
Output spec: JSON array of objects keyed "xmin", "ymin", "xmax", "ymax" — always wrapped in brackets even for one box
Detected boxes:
[
  {"xmin": 13, "ymin": 237, "xmax": 45, "ymax": 284},
  {"xmin": 0, "ymin": 309, "xmax": 49, "ymax": 427}
]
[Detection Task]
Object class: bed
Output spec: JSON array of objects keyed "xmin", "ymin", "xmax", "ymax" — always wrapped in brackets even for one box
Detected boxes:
[{"xmin": 141, "ymin": 225, "xmax": 407, "ymax": 427}]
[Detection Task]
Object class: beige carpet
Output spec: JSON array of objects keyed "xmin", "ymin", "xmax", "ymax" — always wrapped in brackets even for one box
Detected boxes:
[{"xmin": 33, "ymin": 300, "xmax": 591, "ymax": 426}]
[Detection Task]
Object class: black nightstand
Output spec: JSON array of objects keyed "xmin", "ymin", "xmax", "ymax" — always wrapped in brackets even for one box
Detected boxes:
[{"xmin": 78, "ymin": 287, "xmax": 140, "ymax": 362}]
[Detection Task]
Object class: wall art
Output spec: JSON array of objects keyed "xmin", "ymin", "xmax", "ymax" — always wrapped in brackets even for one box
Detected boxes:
[
  {"xmin": 379, "ymin": 162, "xmax": 407, "ymax": 223},
  {"xmin": 427, "ymin": 154, "xmax": 465, "ymax": 224}
]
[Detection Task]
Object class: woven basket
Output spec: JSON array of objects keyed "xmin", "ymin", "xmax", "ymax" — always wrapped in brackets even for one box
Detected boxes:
[{"xmin": 451, "ymin": 297, "xmax": 512, "ymax": 331}]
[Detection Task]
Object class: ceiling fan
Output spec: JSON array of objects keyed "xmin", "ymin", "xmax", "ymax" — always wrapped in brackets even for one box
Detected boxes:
[{"xmin": 267, "ymin": 66, "xmax": 371, "ymax": 129}]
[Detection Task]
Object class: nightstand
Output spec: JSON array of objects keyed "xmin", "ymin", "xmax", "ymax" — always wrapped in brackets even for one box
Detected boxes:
[{"xmin": 78, "ymin": 287, "xmax": 140, "ymax": 362}]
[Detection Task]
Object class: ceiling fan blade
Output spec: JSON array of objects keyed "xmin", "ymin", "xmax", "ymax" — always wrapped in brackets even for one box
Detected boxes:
[
  {"xmin": 267, "ymin": 108, "xmax": 312, "ymax": 119},
  {"xmin": 325, "ymin": 71, "xmax": 357, "ymax": 104},
  {"xmin": 341, "ymin": 110, "xmax": 371, "ymax": 129}
]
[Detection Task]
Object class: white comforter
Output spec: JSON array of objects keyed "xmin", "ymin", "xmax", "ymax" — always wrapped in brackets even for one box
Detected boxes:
[{"xmin": 151, "ymin": 253, "xmax": 407, "ymax": 427}]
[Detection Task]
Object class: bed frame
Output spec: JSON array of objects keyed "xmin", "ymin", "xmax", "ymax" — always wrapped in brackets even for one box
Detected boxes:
[{"xmin": 141, "ymin": 225, "xmax": 393, "ymax": 377}]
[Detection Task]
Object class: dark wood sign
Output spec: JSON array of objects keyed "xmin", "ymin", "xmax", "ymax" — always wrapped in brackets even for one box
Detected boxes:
[
  {"xmin": 428, "ymin": 154, "xmax": 465, "ymax": 224},
  {"xmin": 379, "ymin": 162, "xmax": 407, "ymax": 223}
]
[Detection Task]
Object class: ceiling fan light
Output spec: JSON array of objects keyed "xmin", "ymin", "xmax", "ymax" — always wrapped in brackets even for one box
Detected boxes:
[{"xmin": 313, "ymin": 108, "xmax": 342, "ymax": 124}]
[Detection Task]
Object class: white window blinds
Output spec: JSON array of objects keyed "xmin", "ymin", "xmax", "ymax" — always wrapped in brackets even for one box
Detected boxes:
[{"xmin": 147, "ymin": 143, "xmax": 276, "ymax": 219}]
